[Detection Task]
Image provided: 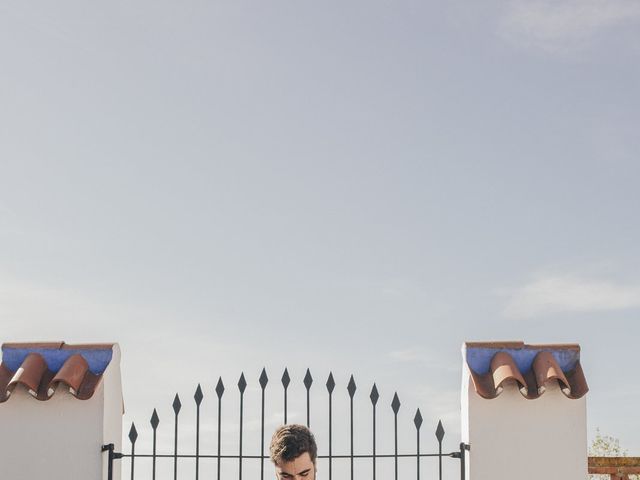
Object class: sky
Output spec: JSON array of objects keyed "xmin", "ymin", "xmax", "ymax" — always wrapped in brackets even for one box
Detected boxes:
[{"xmin": 1, "ymin": 0, "xmax": 640, "ymax": 472}]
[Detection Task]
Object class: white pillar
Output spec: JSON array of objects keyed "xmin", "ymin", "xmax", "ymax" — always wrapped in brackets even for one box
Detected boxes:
[
  {"xmin": 0, "ymin": 342, "xmax": 123, "ymax": 480},
  {"xmin": 461, "ymin": 341, "xmax": 588, "ymax": 480}
]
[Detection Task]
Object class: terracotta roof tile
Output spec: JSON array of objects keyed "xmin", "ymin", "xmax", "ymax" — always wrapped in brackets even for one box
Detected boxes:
[
  {"xmin": 0, "ymin": 342, "xmax": 115, "ymax": 402},
  {"xmin": 465, "ymin": 341, "xmax": 589, "ymax": 400}
]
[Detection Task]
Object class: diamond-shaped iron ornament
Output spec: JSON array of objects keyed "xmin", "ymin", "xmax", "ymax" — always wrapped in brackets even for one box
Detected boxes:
[
  {"xmin": 414, "ymin": 409, "xmax": 423, "ymax": 430},
  {"xmin": 435, "ymin": 420, "xmax": 445, "ymax": 442},
  {"xmin": 347, "ymin": 375, "xmax": 357, "ymax": 398},
  {"xmin": 391, "ymin": 392, "xmax": 401, "ymax": 414},
  {"xmin": 128, "ymin": 422, "xmax": 138, "ymax": 444},
  {"xmin": 281, "ymin": 368, "xmax": 290, "ymax": 389},
  {"xmin": 303, "ymin": 369, "xmax": 313, "ymax": 390},
  {"xmin": 215, "ymin": 377, "xmax": 225, "ymax": 399},
  {"xmin": 150, "ymin": 409, "xmax": 159, "ymax": 429},
  {"xmin": 238, "ymin": 373, "xmax": 247, "ymax": 394},
  {"xmin": 194, "ymin": 384, "xmax": 204, "ymax": 406},
  {"xmin": 259, "ymin": 368, "xmax": 269, "ymax": 389},
  {"xmin": 370, "ymin": 384, "xmax": 379, "ymax": 405},
  {"xmin": 173, "ymin": 394, "xmax": 182, "ymax": 415},
  {"xmin": 326, "ymin": 372, "xmax": 335, "ymax": 394}
]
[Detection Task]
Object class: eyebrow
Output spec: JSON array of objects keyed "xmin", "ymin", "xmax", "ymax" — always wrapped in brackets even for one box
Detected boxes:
[{"xmin": 281, "ymin": 468, "xmax": 311, "ymax": 477}]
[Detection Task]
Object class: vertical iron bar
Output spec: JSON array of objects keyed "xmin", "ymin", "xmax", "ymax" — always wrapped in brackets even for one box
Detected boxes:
[
  {"xmin": 326, "ymin": 373, "xmax": 335, "ymax": 480},
  {"xmin": 439, "ymin": 437, "xmax": 443, "ymax": 480},
  {"xmin": 414, "ymin": 410, "xmax": 422, "ymax": 480},
  {"xmin": 239, "ymin": 392, "xmax": 243, "ymax": 480},
  {"xmin": 102, "ymin": 444, "xmax": 114, "ymax": 480},
  {"xmin": 460, "ymin": 443, "xmax": 467, "ymax": 480},
  {"xmin": 391, "ymin": 393, "xmax": 400, "ymax": 480},
  {"xmin": 416, "ymin": 427, "xmax": 420, "ymax": 480},
  {"xmin": 217, "ymin": 382, "xmax": 223, "ymax": 480},
  {"xmin": 128, "ymin": 423, "xmax": 138, "ymax": 480},
  {"xmin": 347, "ymin": 375, "xmax": 356, "ymax": 480},
  {"xmin": 174, "ymin": 413, "xmax": 178, "ymax": 480},
  {"xmin": 196, "ymin": 403, "xmax": 200, "ymax": 480},
  {"xmin": 131, "ymin": 437, "xmax": 135, "ymax": 480},
  {"xmin": 238, "ymin": 373, "xmax": 246, "ymax": 480},
  {"xmin": 394, "ymin": 411, "xmax": 398, "ymax": 480},
  {"xmin": 329, "ymin": 390, "xmax": 332, "ymax": 480},
  {"xmin": 284, "ymin": 386, "xmax": 288, "ymax": 424},
  {"xmin": 151, "ymin": 409, "xmax": 159, "ymax": 480},
  {"xmin": 195, "ymin": 385, "xmax": 203, "ymax": 480},
  {"xmin": 173, "ymin": 394, "xmax": 181, "ymax": 480},
  {"xmin": 304, "ymin": 369, "xmax": 313, "ymax": 428},
  {"xmin": 370, "ymin": 384, "xmax": 378, "ymax": 480},
  {"xmin": 153, "ymin": 426, "xmax": 157, "ymax": 480},
  {"xmin": 217, "ymin": 399, "xmax": 222, "ymax": 480},
  {"xmin": 216, "ymin": 378, "xmax": 225, "ymax": 480},
  {"xmin": 435, "ymin": 420, "xmax": 445, "ymax": 480},
  {"xmin": 260, "ymin": 369, "xmax": 268, "ymax": 480},
  {"xmin": 350, "ymin": 393, "xmax": 354, "ymax": 480},
  {"xmin": 281, "ymin": 368, "xmax": 290, "ymax": 426},
  {"xmin": 261, "ymin": 385, "xmax": 265, "ymax": 480},
  {"xmin": 372, "ymin": 401, "xmax": 376, "ymax": 480}
]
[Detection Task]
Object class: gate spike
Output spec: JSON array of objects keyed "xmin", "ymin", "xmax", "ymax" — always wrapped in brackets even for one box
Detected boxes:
[
  {"xmin": 303, "ymin": 369, "xmax": 313, "ymax": 390},
  {"xmin": 326, "ymin": 372, "xmax": 335, "ymax": 394},
  {"xmin": 238, "ymin": 372, "xmax": 247, "ymax": 393},
  {"xmin": 435, "ymin": 419, "xmax": 445, "ymax": 442},
  {"xmin": 391, "ymin": 392, "xmax": 401, "ymax": 414},
  {"xmin": 370, "ymin": 383, "xmax": 379, "ymax": 405},
  {"xmin": 128, "ymin": 422, "xmax": 138, "ymax": 443},
  {"xmin": 194, "ymin": 384, "xmax": 204, "ymax": 406},
  {"xmin": 281, "ymin": 368, "xmax": 290, "ymax": 389},
  {"xmin": 414, "ymin": 408, "xmax": 423, "ymax": 430},
  {"xmin": 259, "ymin": 368, "xmax": 269, "ymax": 389},
  {"xmin": 347, "ymin": 375, "xmax": 357, "ymax": 398},
  {"xmin": 172, "ymin": 393, "xmax": 182, "ymax": 414},
  {"xmin": 150, "ymin": 408, "xmax": 160, "ymax": 429},
  {"xmin": 215, "ymin": 377, "xmax": 225, "ymax": 398}
]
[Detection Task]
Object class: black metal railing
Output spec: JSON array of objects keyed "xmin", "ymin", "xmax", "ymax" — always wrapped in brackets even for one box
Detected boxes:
[{"xmin": 103, "ymin": 368, "xmax": 469, "ymax": 480}]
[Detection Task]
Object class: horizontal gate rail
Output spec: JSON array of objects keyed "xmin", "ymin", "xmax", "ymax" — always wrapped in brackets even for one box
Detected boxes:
[{"xmin": 104, "ymin": 367, "xmax": 469, "ymax": 480}]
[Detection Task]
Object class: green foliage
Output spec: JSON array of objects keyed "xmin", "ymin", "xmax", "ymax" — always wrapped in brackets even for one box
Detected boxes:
[{"xmin": 590, "ymin": 428, "xmax": 627, "ymax": 457}]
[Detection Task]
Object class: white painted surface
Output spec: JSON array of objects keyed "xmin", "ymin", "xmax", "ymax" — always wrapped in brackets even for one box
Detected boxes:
[
  {"xmin": 0, "ymin": 345, "xmax": 123, "ymax": 480},
  {"xmin": 461, "ymin": 347, "xmax": 587, "ymax": 480},
  {"xmin": 102, "ymin": 344, "xmax": 123, "ymax": 480}
]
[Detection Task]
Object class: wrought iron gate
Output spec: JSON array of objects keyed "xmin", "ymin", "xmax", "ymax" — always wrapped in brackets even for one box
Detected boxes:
[{"xmin": 103, "ymin": 368, "xmax": 469, "ymax": 479}]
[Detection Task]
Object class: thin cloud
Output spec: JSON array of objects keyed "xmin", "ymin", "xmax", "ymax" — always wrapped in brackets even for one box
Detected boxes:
[
  {"xmin": 503, "ymin": 274, "xmax": 640, "ymax": 319},
  {"xmin": 498, "ymin": 0, "xmax": 640, "ymax": 54}
]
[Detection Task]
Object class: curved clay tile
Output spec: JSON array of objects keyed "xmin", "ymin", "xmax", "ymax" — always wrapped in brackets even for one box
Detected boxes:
[
  {"xmin": 0, "ymin": 363, "xmax": 13, "ymax": 402},
  {"xmin": 0, "ymin": 343, "xmax": 112, "ymax": 402},
  {"xmin": 469, "ymin": 352, "xmax": 529, "ymax": 399},
  {"xmin": 73, "ymin": 372, "xmax": 102, "ymax": 400},
  {"xmin": 468, "ymin": 368, "xmax": 498, "ymax": 399},
  {"xmin": 49, "ymin": 354, "xmax": 89, "ymax": 397},
  {"xmin": 490, "ymin": 351, "xmax": 528, "ymax": 396},
  {"xmin": 468, "ymin": 350, "xmax": 589, "ymax": 400},
  {"xmin": 8, "ymin": 353, "xmax": 50, "ymax": 398},
  {"xmin": 532, "ymin": 351, "xmax": 570, "ymax": 396},
  {"xmin": 563, "ymin": 361, "xmax": 589, "ymax": 399}
]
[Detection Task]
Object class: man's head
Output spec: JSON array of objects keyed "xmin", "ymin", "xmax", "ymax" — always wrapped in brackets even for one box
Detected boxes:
[{"xmin": 270, "ymin": 424, "xmax": 317, "ymax": 479}]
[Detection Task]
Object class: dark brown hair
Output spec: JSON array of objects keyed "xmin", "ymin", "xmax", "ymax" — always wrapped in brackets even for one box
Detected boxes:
[{"xmin": 270, "ymin": 424, "xmax": 318, "ymax": 465}]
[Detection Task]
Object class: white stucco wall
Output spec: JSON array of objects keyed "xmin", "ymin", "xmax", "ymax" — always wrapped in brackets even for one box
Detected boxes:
[
  {"xmin": 0, "ymin": 384, "xmax": 104, "ymax": 478},
  {"xmin": 461, "ymin": 361, "xmax": 587, "ymax": 480},
  {"xmin": 102, "ymin": 344, "xmax": 123, "ymax": 480},
  {"xmin": 0, "ymin": 345, "xmax": 123, "ymax": 480}
]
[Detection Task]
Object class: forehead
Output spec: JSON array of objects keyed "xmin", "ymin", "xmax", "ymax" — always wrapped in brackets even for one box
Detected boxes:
[{"xmin": 275, "ymin": 452, "xmax": 314, "ymax": 474}]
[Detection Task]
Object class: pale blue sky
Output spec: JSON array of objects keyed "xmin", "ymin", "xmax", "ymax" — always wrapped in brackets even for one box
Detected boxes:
[{"xmin": 1, "ymin": 0, "xmax": 639, "ymax": 464}]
